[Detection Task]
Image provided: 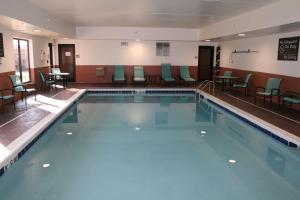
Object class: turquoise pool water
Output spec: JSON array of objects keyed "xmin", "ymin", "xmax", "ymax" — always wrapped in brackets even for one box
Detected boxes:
[{"xmin": 1, "ymin": 94, "xmax": 300, "ymax": 200}]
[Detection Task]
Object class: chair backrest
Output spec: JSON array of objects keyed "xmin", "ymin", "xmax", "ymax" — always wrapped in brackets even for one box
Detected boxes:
[
  {"xmin": 161, "ymin": 64, "xmax": 172, "ymax": 79},
  {"xmin": 134, "ymin": 66, "xmax": 144, "ymax": 78},
  {"xmin": 223, "ymin": 71, "xmax": 232, "ymax": 77},
  {"xmin": 265, "ymin": 78, "xmax": 282, "ymax": 95},
  {"xmin": 114, "ymin": 65, "xmax": 125, "ymax": 78},
  {"xmin": 244, "ymin": 73, "xmax": 252, "ymax": 84},
  {"xmin": 51, "ymin": 68, "xmax": 61, "ymax": 79},
  {"xmin": 9, "ymin": 75, "xmax": 25, "ymax": 91},
  {"xmin": 38, "ymin": 71, "xmax": 46, "ymax": 83},
  {"xmin": 180, "ymin": 66, "xmax": 191, "ymax": 79},
  {"xmin": 51, "ymin": 68, "xmax": 61, "ymax": 74}
]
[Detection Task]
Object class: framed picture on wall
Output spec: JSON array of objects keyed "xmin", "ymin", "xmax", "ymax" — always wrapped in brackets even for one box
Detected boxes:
[
  {"xmin": 277, "ymin": 37, "xmax": 299, "ymax": 61},
  {"xmin": 0, "ymin": 33, "xmax": 4, "ymax": 57}
]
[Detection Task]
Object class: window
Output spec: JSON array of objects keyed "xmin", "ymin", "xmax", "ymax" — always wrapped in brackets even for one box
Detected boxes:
[
  {"xmin": 13, "ymin": 38, "xmax": 31, "ymax": 82},
  {"xmin": 156, "ymin": 42, "xmax": 170, "ymax": 57}
]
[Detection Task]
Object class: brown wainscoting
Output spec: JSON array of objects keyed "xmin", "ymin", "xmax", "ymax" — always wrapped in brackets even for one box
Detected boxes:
[
  {"xmin": 219, "ymin": 67, "xmax": 300, "ymax": 110},
  {"xmin": 76, "ymin": 65, "xmax": 198, "ymax": 84},
  {"xmin": 0, "ymin": 71, "xmax": 15, "ymax": 90},
  {"xmin": 32, "ymin": 66, "xmax": 50, "ymax": 91}
]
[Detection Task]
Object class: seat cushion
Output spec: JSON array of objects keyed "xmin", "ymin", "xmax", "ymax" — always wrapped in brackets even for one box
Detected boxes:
[
  {"xmin": 114, "ymin": 77, "xmax": 126, "ymax": 81},
  {"xmin": 2, "ymin": 95, "xmax": 14, "ymax": 100},
  {"xmin": 183, "ymin": 77, "xmax": 195, "ymax": 82},
  {"xmin": 256, "ymin": 92, "xmax": 271, "ymax": 96},
  {"xmin": 283, "ymin": 97, "xmax": 300, "ymax": 104},
  {"xmin": 163, "ymin": 77, "xmax": 175, "ymax": 82},
  {"xmin": 134, "ymin": 77, "xmax": 146, "ymax": 82},
  {"xmin": 26, "ymin": 88, "xmax": 36, "ymax": 92},
  {"xmin": 15, "ymin": 86, "xmax": 25, "ymax": 92},
  {"xmin": 233, "ymin": 83, "xmax": 246, "ymax": 88}
]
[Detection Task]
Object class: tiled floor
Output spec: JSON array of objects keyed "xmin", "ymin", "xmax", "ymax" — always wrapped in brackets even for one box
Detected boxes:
[
  {"xmin": 0, "ymin": 88, "xmax": 80, "ymax": 147},
  {"xmin": 0, "ymin": 83, "xmax": 299, "ymax": 148}
]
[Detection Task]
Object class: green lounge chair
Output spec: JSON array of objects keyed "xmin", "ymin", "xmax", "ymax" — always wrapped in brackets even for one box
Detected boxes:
[
  {"xmin": 0, "ymin": 89, "xmax": 15, "ymax": 110},
  {"xmin": 161, "ymin": 64, "xmax": 175, "ymax": 83},
  {"xmin": 38, "ymin": 71, "xmax": 56, "ymax": 91},
  {"xmin": 113, "ymin": 65, "xmax": 126, "ymax": 83},
  {"xmin": 233, "ymin": 73, "xmax": 252, "ymax": 96},
  {"xmin": 180, "ymin": 66, "xmax": 195, "ymax": 86},
  {"xmin": 9, "ymin": 75, "xmax": 37, "ymax": 106},
  {"xmin": 133, "ymin": 66, "xmax": 146, "ymax": 83},
  {"xmin": 282, "ymin": 91, "xmax": 300, "ymax": 109},
  {"xmin": 254, "ymin": 78, "xmax": 282, "ymax": 106}
]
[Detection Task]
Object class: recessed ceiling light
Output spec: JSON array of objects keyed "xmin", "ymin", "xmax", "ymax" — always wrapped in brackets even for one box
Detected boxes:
[
  {"xmin": 42, "ymin": 163, "xmax": 50, "ymax": 168},
  {"xmin": 201, "ymin": 131, "xmax": 206, "ymax": 134},
  {"xmin": 228, "ymin": 159, "xmax": 237, "ymax": 164},
  {"xmin": 33, "ymin": 29, "xmax": 42, "ymax": 33},
  {"xmin": 238, "ymin": 33, "xmax": 246, "ymax": 37},
  {"xmin": 66, "ymin": 132, "xmax": 73, "ymax": 135},
  {"xmin": 135, "ymin": 127, "xmax": 140, "ymax": 131},
  {"xmin": 204, "ymin": 39, "xmax": 211, "ymax": 42}
]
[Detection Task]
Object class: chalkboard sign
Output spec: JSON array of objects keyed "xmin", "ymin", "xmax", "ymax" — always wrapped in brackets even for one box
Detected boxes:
[
  {"xmin": 277, "ymin": 37, "xmax": 299, "ymax": 61},
  {"xmin": 0, "ymin": 33, "xmax": 4, "ymax": 57}
]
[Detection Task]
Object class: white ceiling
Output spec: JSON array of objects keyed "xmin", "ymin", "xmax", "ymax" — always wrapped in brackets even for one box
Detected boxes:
[{"xmin": 28, "ymin": 0, "xmax": 278, "ymax": 29}]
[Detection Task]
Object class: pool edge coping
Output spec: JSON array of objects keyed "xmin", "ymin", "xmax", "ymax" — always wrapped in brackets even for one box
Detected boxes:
[{"xmin": 0, "ymin": 89, "xmax": 86, "ymax": 176}]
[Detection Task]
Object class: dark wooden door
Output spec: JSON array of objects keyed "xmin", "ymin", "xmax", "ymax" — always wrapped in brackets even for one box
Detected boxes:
[
  {"xmin": 58, "ymin": 44, "xmax": 76, "ymax": 81},
  {"xmin": 198, "ymin": 46, "xmax": 214, "ymax": 81}
]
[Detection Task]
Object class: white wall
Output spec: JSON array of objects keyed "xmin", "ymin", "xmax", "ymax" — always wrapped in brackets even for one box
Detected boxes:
[
  {"xmin": 0, "ymin": 25, "xmax": 51, "ymax": 73},
  {"xmin": 220, "ymin": 31, "xmax": 300, "ymax": 77},
  {"xmin": 56, "ymin": 39, "xmax": 216, "ymax": 66}
]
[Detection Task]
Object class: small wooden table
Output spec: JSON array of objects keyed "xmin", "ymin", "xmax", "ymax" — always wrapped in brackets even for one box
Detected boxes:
[
  {"xmin": 216, "ymin": 76, "xmax": 240, "ymax": 91},
  {"xmin": 49, "ymin": 72, "xmax": 70, "ymax": 88}
]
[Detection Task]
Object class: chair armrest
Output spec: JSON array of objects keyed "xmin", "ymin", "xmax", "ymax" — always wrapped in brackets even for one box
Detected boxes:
[
  {"xmin": 255, "ymin": 87, "xmax": 265, "ymax": 92},
  {"xmin": 24, "ymin": 82, "xmax": 36, "ymax": 89},
  {"xmin": 271, "ymin": 88, "xmax": 280, "ymax": 96}
]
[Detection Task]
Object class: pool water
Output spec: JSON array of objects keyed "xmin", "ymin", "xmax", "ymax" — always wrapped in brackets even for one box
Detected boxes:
[{"xmin": 1, "ymin": 94, "xmax": 300, "ymax": 200}]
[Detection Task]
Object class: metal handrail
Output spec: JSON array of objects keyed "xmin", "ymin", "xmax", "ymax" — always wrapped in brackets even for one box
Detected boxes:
[{"xmin": 197, "ymin": 80, "xmax": 215, "ymax": 95}]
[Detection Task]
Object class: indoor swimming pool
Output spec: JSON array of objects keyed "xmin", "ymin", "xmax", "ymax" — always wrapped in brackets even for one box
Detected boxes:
[{"xmin": 0, "ymin": 93, "xmax": 300, "ymax": 200}]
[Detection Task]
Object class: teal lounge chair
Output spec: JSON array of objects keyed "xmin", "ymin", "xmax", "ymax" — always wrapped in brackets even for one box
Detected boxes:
[
  {"xmin": 133, "ymin": 66, "xmax": 146, "ymax": 83},
  {"xmin": 233, "ymin": 73, "xmax": 252, "ymax": 96},
  {"xmin": 180, "ymin": 66, "xmax": 195, "ymax": 86},
  {"xmin": 9, "ymin": 75, "xmax": 37, "ymax": 106},
  {"xmin": 38, "ymin": 71, "xmax": 56, "ymax": 91},
  {"xmin": 113, "ymin": 65, "xmax": 126, "ymax": 83},
  {"xmin": 161, "ymin": 64, "xmax": 175, "ymax": 83},
  {"xmin": 0, "ymin": 89, "xmax": 15, "ymax": 110},
  {"xmin": 254, "ymin": 78, "xmax": 282, "ymax": 106}
]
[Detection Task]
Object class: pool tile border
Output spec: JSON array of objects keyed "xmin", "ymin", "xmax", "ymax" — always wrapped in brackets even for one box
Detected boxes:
[{"xmin": 197, "ymin": 91, "xmax": 299, "ymax": 148}]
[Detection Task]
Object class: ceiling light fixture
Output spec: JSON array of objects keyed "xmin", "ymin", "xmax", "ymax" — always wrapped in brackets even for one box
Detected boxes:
[
  {"xmin": 42, "ymin": 163, "xmax": 50, "ymax": 168},
  {"xmin": 204, "ymin": 39, "xmax": 211, "ymax": 42},
  {"xmin": 238, "ymin": 33, "xmax": 246, "ymax": 37},
  {"xmin": 66, "ymin": 132, "xmax": 73, "ymax": 135},
  {"xmin": 228, "ymin": 159, "xmax": 237, "ymax": 164},
  {"xmin": 135, "ymin": 127, "xmax": 140, "ymax": 131}
]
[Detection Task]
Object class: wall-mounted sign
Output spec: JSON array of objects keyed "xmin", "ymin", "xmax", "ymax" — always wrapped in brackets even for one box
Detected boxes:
[
  {"xmin": 0, "ymin": 33, "xmax": 4, "ymax": 57},
  {"xmin": 277, "ymin": 37, "xmax": 299, "ymax": 61},
  {"xmin": 65, "ymin": 51, "xmax": 71, "ymax": 57}
]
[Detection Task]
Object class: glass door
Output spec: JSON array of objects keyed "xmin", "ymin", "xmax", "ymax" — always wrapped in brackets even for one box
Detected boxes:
[{"xmin": 13, "ymin": 38, "xmax": 31, "ymax": 83}]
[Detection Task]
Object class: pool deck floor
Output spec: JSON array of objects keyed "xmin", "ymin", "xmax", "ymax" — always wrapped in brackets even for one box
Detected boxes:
[{"xmin": 0, "ymin": 83, "xmax": 299, "ymax": 150}]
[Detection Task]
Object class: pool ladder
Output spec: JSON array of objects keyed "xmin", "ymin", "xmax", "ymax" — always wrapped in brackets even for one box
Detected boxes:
[{"xmin": 197, "ymin": 80, "xmax": 215, "ymax": 95}]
